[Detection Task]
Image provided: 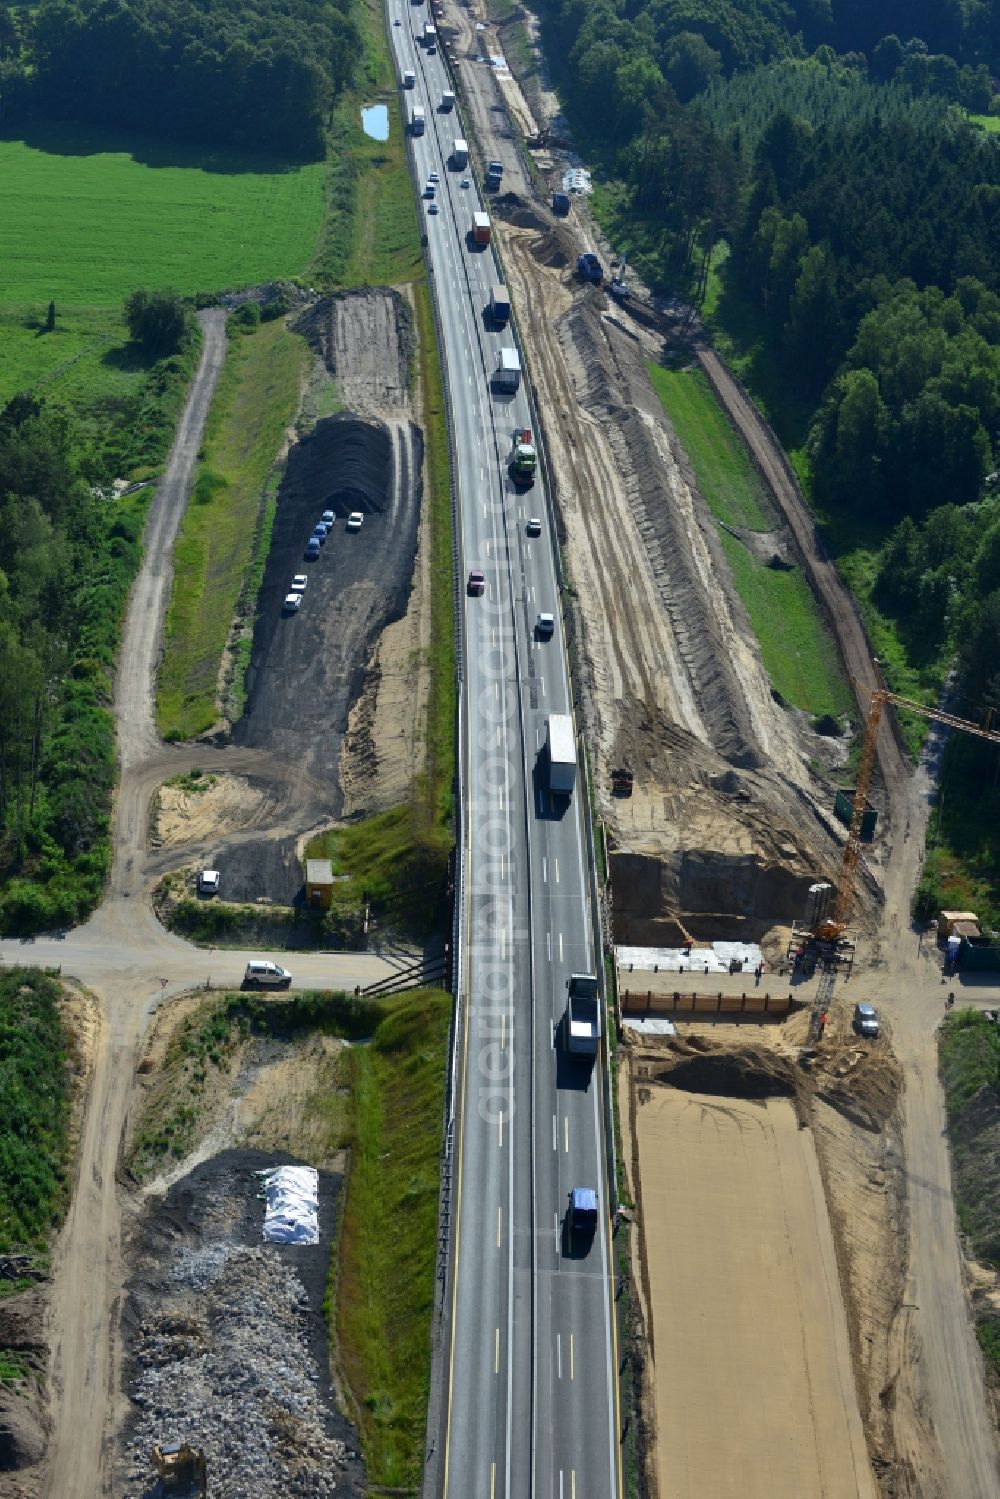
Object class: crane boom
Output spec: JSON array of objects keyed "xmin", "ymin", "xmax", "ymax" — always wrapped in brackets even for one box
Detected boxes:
[{"xmin": 833, "ymin": 680, "xmax": 1000, "ymax": 928}]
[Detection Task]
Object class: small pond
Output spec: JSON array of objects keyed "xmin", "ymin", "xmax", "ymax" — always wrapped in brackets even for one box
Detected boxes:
[{"xmin": 361, "ymin": 104, "xmax": 389, "ymax": 141}]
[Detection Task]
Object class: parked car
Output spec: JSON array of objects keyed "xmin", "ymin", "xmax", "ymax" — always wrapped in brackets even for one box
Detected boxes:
[
  {"xmin": 283, "ymin": 593, "xmax": 302, "ymax": 612},
  {"xmin": 312, "ymin": 523, "xmax": 329, "ymax": 544},
  {"xmin": 304, "ymin": 537, "xmax": 321, "ymax": 560},
  {"xmin": 467, "ymin": 569, "xmax": 486, "ymax": 596},
  {"xmin": 198, "ymin": 869, "xmax": 220, "ymax": 895},
  {"xmin": 526, "ymin": 517, "xmax": 542, "ymax": 536},
  {"xmin": 853, "ymin": 1002, "xmax": 880, "ymax": 1039},
  {"xmin": 321, "ymin": 509, "xmax": 335, "ymax": 525},
  {"xmin": 291, "ymin": 574, "xmax": 308, "ymax": 593},
  {"xmin": 244, "ymin": 960, "xmax": 292, "ymax": 989},
  {"xmin": 536, "ymin": 611, "xmax": 555, "ymax": 637},
  {"xmin": 347, "ymin": 512, "xmax": 364, "ymax": 531}
]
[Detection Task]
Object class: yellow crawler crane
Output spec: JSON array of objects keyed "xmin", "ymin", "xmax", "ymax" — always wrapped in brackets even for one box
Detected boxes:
[{"xmin": 809, "ymin": 666, "xmax": 1000, "ymax": 1038}]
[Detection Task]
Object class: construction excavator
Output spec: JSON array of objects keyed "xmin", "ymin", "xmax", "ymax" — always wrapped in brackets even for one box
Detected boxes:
[
  {"xmin": 151, "ymin": 1441, "xmax": 207, "ymax": 1496},
  {"xmin": 802, "ymin": 662, "xmax": 1000, "ymax": 1038}
]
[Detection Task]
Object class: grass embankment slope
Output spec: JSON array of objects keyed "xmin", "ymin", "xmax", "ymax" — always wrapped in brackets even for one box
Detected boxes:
[
  {"xmin": 647, "ymin": 362, "xmax": 850, "ymax": 721},
  {"xmin": 128, "ymin": 986, "xmax": 450, "ymax": 1486},
  {"xmin": 157, "ymin": 319, "xmax": 308, "ymax": 738},
  {"xmin": 939, "ymin": 1008, "xmax": 1000, "ymax": 1374},
  {"xmin": 0, "ymin": 969, "xmax": 73, "ymax": 1378}
]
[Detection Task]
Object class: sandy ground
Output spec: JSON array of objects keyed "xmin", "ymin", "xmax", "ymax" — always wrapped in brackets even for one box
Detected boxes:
[{"xmin": 634, "ymin": 1084, "xmax": 875, "ymax": 1499}]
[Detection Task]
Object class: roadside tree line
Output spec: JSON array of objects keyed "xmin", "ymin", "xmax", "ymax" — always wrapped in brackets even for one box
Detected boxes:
[{"xmin": 0, "ymin": 0, "xmax": 360, "ymax": 157}]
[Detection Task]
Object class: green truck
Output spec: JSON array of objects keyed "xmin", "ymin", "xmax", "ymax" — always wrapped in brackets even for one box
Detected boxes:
[{"xmin": 509, "ymin": 427, "xmax": 537, "ymax": 487}]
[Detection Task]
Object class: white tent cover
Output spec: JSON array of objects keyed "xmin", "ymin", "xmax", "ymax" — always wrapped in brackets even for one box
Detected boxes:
[{"xmin": 258, "ymin": 1165, "xmax": 319, "ymax": 1245}]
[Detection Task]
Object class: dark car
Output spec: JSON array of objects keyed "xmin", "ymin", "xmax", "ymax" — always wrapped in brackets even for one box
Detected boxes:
[
  {"xmin": 467, "ymin": 569, "xmax": 486, "ymax": 596},
  {"xmin": 305, "ymin": 537, "xmax": 321, "ymax": 560},
  {"xmin": 853, "ymin": 1002, "xmax": 880, "ymax": 1039}
]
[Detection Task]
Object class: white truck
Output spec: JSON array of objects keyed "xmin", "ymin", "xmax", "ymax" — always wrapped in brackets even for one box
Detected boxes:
[
  {"xmin": 410, "ymin": 103, "xmax": 426, "ymax": 135},
  {"xmin": 452, "ymin": 137, "xmax": 469, "ymax": 169},
  {"xmin": 423, "ymin": 19, "xmax": 437, "ymax": 47},
  {"xmin": 492, "ymin": 347, "xmax": 521, "ymax": 393},
  {"xmin": 546, "ymin": 712, "xmax": 576, "ymax": 795},
  {"xmin": 566, "ymin": 973, "xmax": 600, "ymax": 1057}
]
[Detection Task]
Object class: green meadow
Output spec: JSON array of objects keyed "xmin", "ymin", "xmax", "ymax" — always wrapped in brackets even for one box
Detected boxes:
[{"xmin": 0, "ymin": 127, "xmax": 326, "ymax": 307}]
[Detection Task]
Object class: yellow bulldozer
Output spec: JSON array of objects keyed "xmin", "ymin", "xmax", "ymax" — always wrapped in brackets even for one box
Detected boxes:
[{"xmin": 151, "ymin": 1441, "xmax": 207, "ymax": 1496}]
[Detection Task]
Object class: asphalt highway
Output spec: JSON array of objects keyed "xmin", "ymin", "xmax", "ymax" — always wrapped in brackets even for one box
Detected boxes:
[{"xmin": 387, "ymin": 12, "xmax": 621, "ymax": 1496}]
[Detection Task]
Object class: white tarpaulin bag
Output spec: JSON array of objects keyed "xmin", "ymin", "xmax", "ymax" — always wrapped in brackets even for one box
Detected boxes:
[{"xmin": 257, "ymin": 1165, "xmax": 319, "ymax": 1245}]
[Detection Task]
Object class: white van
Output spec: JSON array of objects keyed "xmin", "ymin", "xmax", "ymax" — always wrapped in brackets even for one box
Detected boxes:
[
  {"xmin": 244, "ymin": 960, "xmax": 292, "ymax": 989},
  {"xmin": 403, "ymin": 69, "xmax": 416, "ymax": 88}
]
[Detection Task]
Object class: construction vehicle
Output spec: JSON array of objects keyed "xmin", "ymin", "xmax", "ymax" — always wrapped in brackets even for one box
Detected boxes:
[
  {"xmin": 565, "ymin": 972, "xmax": 600, "ymax": 1057},
  {"xmin": 608, "ymin": 250, "xmax": 631, "ymax": 300},
  {"xmin": 509, "ymin": 427, "xmax": 536, "ymax": 487},
  {"xmin": 611, "ymin": 765, "xmax": 633, "ymax": 795},
  {"xmin": 485, "ymin": 159, "xmax": 504, "ymax": 190},
  {"xmin": 152, "ymin": 1442, "xmax": 207, "ymax": 1495},
  {"xmin": 802, "ymin": 663, "xmax": 1000, "ymax": 1038},
  {"xmin": 577, "ymin": 251, "xmax": 603, "ymax": 284}
]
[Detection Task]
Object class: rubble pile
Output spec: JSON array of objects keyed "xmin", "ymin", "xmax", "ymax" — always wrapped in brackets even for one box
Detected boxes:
[{"xmin": 122, "ymin": 1242, "xmax": 348, "ymax": 1497}]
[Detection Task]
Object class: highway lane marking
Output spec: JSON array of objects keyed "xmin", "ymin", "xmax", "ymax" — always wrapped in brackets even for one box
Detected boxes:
[
  {"xmin": 556, "ymin": 1333, "xmax": 562, "ymax": 1379},
  {"xmin": 501, "ymin": 1011, "xmax": 506, "ymax": 1049},
  {"xmin": 495, "ymin": 681, "xmax": 500, "ymax": 699},
  {"xmin": 552, "ymin": 1114, "xmax": 557, "ymax": 1151},
  {"xmin": 490, "ymin": 1462, "xmax": 496, "ymax": 1499},
  {"xmin": 497, "ymin": 1206, "xmax": 502, "ymax": 1246},
  {"xmin": 540, "ymin": 675, "xmax": 545, "ymax": 696},
  {"xmin": 564, "ymin": 1116, "xmax": 569, "ymax": 1153},
  {"xmin": 554, "ymin": 858, "xmax": 560, "ymax": 883},
  {"xmin": 558, "ymin": 932, "xmax": 564, "ymax": 962},
  {"xmin": 499, "ymin": 925, "xmax": 506, "ymax": 959},
  {"xmin": 569, "ymin": 1333, "xmax": 575, "ymax": 1380},
  {"xmin": 498, "ymin": 1110, "xmax": 504, "ymax": 1147},
  {"xmin": 542, "ymin": 856, "xmax": 548, "ymax": 883},
  {"xmin": 494, "ymin": 1327, "xmax": 500, "ymax": 1374}
]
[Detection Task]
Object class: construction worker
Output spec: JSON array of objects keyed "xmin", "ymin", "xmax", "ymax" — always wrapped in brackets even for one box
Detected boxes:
[{"xmin": 818, "ymin": 1009, "xmax": 829, "ymax": 1038}]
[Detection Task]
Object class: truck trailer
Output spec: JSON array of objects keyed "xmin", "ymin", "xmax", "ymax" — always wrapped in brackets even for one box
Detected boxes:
[
  {"xmin": 489, "ymin": 284, "xmax": 511, "ymax": 326},
  {"xmin": 546, "ymin": 712, "xmax": 577, "ymax": 795},
  {"xmin": 566, "ymin": 973, "xmax": 600, "ymax": 1057},
  {"xmin": 452, "ymin": 138, "xmax": 469, "ymax": 169},
  {"xmin": 472, "ymin": 211, "xmax": 491, "ymax": 245},
  {"xmin": 492, "ymin": 348, "xmax": 521, "ymax": 394}
]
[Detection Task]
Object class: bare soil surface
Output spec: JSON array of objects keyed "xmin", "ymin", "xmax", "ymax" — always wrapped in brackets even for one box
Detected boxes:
[
  {"xmin": 621, "ymin": 1019, "xmax": 901, "ymax": 1499},
  {"xmin": 632, "ymin": 1084, "xmax": 875, "ymax": 1497}
]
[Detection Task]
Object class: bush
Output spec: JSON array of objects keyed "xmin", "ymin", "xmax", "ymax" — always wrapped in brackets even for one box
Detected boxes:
[{"xmin": 125, "ymin": 289, "xmax": 188, "ymax": 357}]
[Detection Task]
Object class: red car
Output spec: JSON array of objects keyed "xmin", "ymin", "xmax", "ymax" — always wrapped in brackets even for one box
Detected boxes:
[{"xmin": 467, "ymin": 569, "xmax": 486, "ymax": 596}]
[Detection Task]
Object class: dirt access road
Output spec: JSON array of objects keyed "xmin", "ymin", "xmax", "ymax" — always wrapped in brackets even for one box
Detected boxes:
[{"xmin": 1, "ymin": 309, "xmax": 396, "ymax": 1499}]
